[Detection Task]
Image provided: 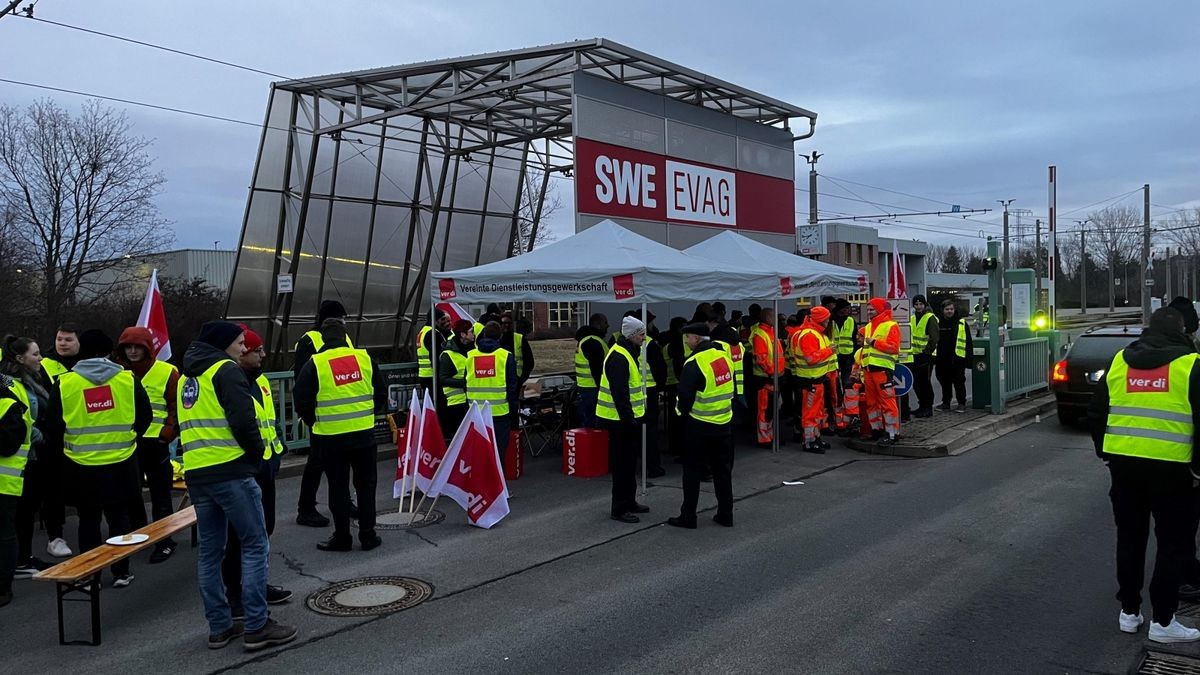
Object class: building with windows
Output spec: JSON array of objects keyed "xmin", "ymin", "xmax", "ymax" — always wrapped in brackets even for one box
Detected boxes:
[{"xmin": 796, "ymin": 222, "xmax": 927, "ymax": 301}]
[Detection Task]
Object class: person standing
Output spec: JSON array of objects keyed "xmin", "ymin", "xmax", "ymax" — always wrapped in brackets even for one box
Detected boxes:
[
  {"xmin": 668, "ymin": 323, "xmax": 735, "ymax": 529},
  {"xmin": 634, "ymin": 311, "xmax": 667, "ymax": 479},
  {"xmin": 500, "ymin": 312, "xmax": 535, "ymax": 392},
  {"xmin": 178, "ymin": 321, "xmax": 296, "ymax": 650},
  {"xmin": 116, "ymin": 327, "xmax": 181, "ymax": 564},
  {"xmin": 831, "ymin": 300, "xmax": 857, "ymax": 387},
  {"xmin": 749, "ymin": 308, "xmax": 785, "ymax": 448},
  {"xmin": 294, "ymin": 300, "xmax": 356, "ymax": 528},
  {"xmin": 45, "ymin": 330, "xmax": 150, "ymax": 588},
  {"xmin": 417, "ymin": 309, "xmax": 452, "ymax": 398},
  {"xmin": 466, "ymin": 322, "xmax": 519, "ymax": 468},
  {"xmin": 1089, "ymin": 307, "xmax": 1200, "ymax": 643},
  {"xmin": 793, "ymin": 307, "xmax": 836, "ymax": 453},
  {"xmin": 935, "ymin": 301, "xmax": 972, "ymax": 412},
  {"xmin": 35, "ymin": 324, "xmax": 76, "ymax": 558},
  {"xmin": 907, "ymin": 295, "xmax": 939, "ymax": 418},
  {"xmin": 40, "ymin": 323, "xmax": 81, "ymax": 383},
  {"xmin": 2, "ymin": 337, "xmax": 57, "ymax": 577},
  {"xmin": 597, "ymin": 316, "xmax": 648, "ymax": 523},
  {"xmin": 294, "ymin": 319, "xmax": 386, "ymax": 553},
  {"xmin": 862, "ymin": 299, "xmax": 901, "ymax": 446},
  {"xmin": 0, "ymin": 372, "xmax": 32, "ymax": 608},
  {"xmin": 438, "ymin": 320, "xmax": 475, "ymax": 439},
  {"xmin": 221, "ymin": 327, "xmax": 291, "ymax": 614},
  {"xmin": 574, "ymin": 313, "xmax": 609, "ymax": 428}
]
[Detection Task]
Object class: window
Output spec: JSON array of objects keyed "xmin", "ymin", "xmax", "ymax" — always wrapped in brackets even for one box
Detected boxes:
[
  {"xmin": 843, "ymin": 243, "xmax": 851, "ymax": 263},
  {"xmin": 547, "ymin": 302, "xmax": 577, "ymax": 328},
  {"xmin": 515, "ymin": 302, "xmax": 535, "ymax": 321},
  {"xmin": 847, "ymin": 292, "xmax": 869, "ymax": 304}
]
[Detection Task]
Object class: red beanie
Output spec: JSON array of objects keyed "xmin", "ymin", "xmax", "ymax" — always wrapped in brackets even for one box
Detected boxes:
[
  {"xmin": 238, "ymin": 323, "xmax": 264, "ymax": 352},
  {"xmin": 869, "ymin": 298, "xmax": 889, "ymax": 313},
  {"xmin": 810, "ymin": 306, "xmax": 831, "ymax": 323}
]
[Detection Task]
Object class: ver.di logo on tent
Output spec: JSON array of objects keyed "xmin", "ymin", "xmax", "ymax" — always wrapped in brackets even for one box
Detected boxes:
[{"xmin": 613, "ymin": 273, "xmax": 635, "ymax": 300}]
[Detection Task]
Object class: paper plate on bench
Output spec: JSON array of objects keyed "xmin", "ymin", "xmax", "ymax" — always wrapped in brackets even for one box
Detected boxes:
[{"xmin": 106, "ymin": 533, "xmax": 149, "ymax": 546}]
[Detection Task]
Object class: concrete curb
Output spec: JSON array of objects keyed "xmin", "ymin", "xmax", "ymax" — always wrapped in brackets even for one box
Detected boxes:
[{"xmin": 846, "ymin": 394, "xmax": 1058, "ymax": 458}]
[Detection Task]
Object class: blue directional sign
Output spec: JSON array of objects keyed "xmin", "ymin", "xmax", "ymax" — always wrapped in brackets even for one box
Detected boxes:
[{"xmin": 894, "ymin": 364, "xmax": 914, "ymax": 396}]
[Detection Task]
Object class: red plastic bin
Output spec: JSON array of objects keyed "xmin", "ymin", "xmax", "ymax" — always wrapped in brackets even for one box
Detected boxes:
[{"xmin": 562, "ymin": 428, "xmax": 608, "ymax": 477}]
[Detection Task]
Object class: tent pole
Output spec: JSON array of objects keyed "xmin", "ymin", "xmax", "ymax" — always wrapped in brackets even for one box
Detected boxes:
[
  {"xmin": 773, "ymin": 299, "xmax": 780, "ymax": 454},
  {"xmin": 640, "ymin": 300, "xmax": 648, "ymax": 498}
]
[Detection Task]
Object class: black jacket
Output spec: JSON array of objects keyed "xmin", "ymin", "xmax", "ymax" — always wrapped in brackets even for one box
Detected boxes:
[
  {"xmin": 294, "ymin": 339, "xmax": 387, "ymax": 450},
  {"xmin": 676, "ymin": 340, "xmax": 722, "ymax": 420},
  {"xmin": 1089, "ymin": 327, "xmax": 1200, "ymax": 474},
  {"xmin": 438, "ymin": 338, "xmax": 473, "ymax": 400},
  {"xmin": 291, "ymin": 331, "xmax": 318, "ymax": 378},
  {"xmin": 575, "ymin": 326, "xmax": 608, "ymax": 385},
  {"xmin": 913, "ymin": 311, "xmax": 939, "ymax": 360},
  {"xmin": 935, "ymin": 315, "xmax": 972, "ymax": 366},
  {"xmin": 645, "ymin": 337, "xmax": 668, "ymax": 390},
  {"xmin": 500, "ymin": 331, "xmax": 535, "ymax": 385},
  {"xmin": 180, "ymin": 341, "xmax": 264, "ymax": 484},
  {"xmin": 602, "ymin": 337, "xmax": 642, "ymax": 425}
]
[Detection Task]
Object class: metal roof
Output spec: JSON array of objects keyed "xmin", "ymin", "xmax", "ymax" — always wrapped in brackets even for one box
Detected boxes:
[{"xmin": 275, "ymin": 38, "xmax": 815, "ymax": 151}]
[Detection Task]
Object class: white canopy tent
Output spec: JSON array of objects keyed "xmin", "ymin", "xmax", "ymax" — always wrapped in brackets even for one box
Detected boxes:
[
  {"xmin": 430, "ymin": 220, "xmax": 809, "ymax": 497},
  {"xmin": 685, "ymin": 230, "xmax": 868, "ymax": 297},
  {"xmin": 431, "ymin": 219, "xmax": 783, "ymax": 303}
]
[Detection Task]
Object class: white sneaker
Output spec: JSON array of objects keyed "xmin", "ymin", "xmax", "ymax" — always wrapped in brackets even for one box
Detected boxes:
[
  {"xmin": 1149, "ymin": 617, "xmax": 1200, "ymax": 643},
  {"xmin": 47, "ymin": 538, "xmax": 72, "ymax": 558},
  {"xmin": 1119, "ymin": 610, "xmax": 1144, "ymax": 633},
  {"xmin": 112, "ymin": 573, "xmax": 134, "ymax": 589}
]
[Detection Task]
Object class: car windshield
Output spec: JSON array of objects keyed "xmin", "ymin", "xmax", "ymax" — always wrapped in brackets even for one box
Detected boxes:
[{"xmin": 1068, "ymin": 335, "xmax": 1138, "ymax": 360}]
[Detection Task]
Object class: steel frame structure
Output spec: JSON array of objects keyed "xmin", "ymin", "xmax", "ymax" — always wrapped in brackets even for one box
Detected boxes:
[{"xmin": 226, "ymin": 38, "xmax": 817, "ymax": 361}]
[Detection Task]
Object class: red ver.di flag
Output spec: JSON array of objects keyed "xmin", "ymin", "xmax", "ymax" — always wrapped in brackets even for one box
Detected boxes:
[
  {"xmin": 137, "ymin": 268, "xmax": 172, "ymax": 360},
  {"xmin": 427, "ymin": 404, "xmax": 510, "ymax": 529},
  {"xmin": 887, "ymin": 239, "xmax": 907, "ymax": 300},
  {"xmin": 413, "ymin": 390, "xmax": 448, "ymax": 494},
  {"xmin": 394, "ymin": 389, "xmax": 421, "ymax": 499}
]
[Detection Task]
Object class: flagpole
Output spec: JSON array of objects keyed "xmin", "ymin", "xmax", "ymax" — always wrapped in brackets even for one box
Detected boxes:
[
  {"xmin": 772, "ymin": 298, "xmax": 779, "ymax": 454},
  {"xmin": 639, "ymin": 301, "xmax": 648, "ymax": 497}
]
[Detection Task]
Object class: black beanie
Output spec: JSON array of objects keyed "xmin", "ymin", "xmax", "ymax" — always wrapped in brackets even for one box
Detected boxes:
[
  {"xmin": 197, "ymin": 321, "xmax": 244, "ymax": 350},
  {"xmin": 78, "ymin": 329, "xmax": 114, "ymax": 359},
  {"xmin": 1168, "ymin": 297, "xmax": 1199, "ymax": 334},
  {"xmin": 317, "ymin": 300, "xmax": 348, "ymax": 325}
]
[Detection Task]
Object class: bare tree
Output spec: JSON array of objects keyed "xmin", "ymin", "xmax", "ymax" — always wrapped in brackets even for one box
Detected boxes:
[
  {"xmin": 1158, "ymin": 207, "xmax": 1200, "ymax": 261},
  {"xmin": 0, "ymin": 99, "xmax": 172, "ymax": 331},
  {"xmin": 924, "ymin": 243, "xmax": 947, "ymax": 272},
  {"xmin": 510, "ymin": 169, "xmax": 561, "ymax": 256},
  {"xmin": 1088, "ymin": 204, "xmax": 1141, "ymax": 311},
  {"xmin": 1057, "ymin": 229, "xmax": 1082, "ymax": 282}
]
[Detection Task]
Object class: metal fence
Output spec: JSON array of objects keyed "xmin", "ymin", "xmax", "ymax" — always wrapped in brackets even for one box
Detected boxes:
[
  {"xmin": 1002, "ymin": 337, "xmax": 1050, "ymax": 399},
  {"xmin": 265, "ymin": 362, "xmax": 419, "ymax": 452}
]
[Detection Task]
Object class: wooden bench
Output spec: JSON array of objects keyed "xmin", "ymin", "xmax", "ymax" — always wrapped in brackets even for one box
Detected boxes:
[{"xmin": 34, "ymin": 506, "xmax": 198, "ymax": 646}]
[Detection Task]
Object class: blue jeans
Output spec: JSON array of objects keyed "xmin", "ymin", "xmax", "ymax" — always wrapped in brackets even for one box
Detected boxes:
[
  {"xmin": 576, "ymin": 387, "xmax": 598, "ymax": 428},
  {"xmin": 190, "ymin": 477, "xmax": 270, "ymax": 634}
]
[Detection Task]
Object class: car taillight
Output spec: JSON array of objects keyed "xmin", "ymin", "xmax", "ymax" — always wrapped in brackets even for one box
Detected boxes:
[{"xmin": 1052, "ymin": 360, "xmax": 1068, "ymax": 383}]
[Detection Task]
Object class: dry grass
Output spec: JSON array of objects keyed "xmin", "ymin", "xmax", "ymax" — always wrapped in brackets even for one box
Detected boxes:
[{"xmin": 530, "ymin": 338, "xmax": 577, "ymax": 375}]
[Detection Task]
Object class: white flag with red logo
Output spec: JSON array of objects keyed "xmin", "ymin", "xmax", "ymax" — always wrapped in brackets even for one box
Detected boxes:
[
  {"xmin": 413, "ymin": 390, "xmax": 448, "ymax": 495},
  {"xmin": 887, "ymin": 239, "xmax": 907, "ymax": 300},
  {"xmin": 427, "ymin": 403, "xmax": 510, "ymax": 529},
  {"xmin": 393, "ymin": 389, "xmax": 421, "ymax": 499},
  {"xmin": 136, "ymin": 269, "xmax": 172, "ymax": 360}
]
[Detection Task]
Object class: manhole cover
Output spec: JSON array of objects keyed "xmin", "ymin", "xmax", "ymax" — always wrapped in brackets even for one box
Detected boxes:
[
  {"xmin": 1137, "ymin": 649, "xmax": 1200, "ymax": 674},
  {"xmin": 306, "ymin": 576, "xmax": 434, "ymax": 617},
  {"xmin": 352, "ymin": 509, "xmax": 445, "ymax": 530}
]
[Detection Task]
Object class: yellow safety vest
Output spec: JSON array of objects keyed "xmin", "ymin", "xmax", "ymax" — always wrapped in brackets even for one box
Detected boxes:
[
  {"xmin": 714, "ymin": 340, "xmax": 745, "ymax": 397},
  {"xmin": 300, "ymin": 330, "xmax": 354, "ymax": 354},
  {"xmin": 574, "ymin": 335, "xmax": 607, "ymax": 389},
  {"xmin": 466, "ymin": 347, "xmax": 511, "ymax": 416},
  {"xmin": 312, "ymin": 347, "xmax": 376, "ymax": 435},
  {"xmin": 940, "ymin": 322, "xmax": 967, "ymax": 359},
  {"xmin": 179, "ymin": 360, "xmax": 245, "ymax": 473},
  {"xmin": 865, "ymin": 321, "xmax": 900, "ymax": 370},
  {"xmin": 141, "ymin": 359, "xmax": 178, "ymax": 440},
  {"xmin": 640, "ymin": 335, "xmax": 658, "ymax": 389},
  {"xmin": 255, "ymin": 373, "xmax": 284, "ymax": 459},
  {"xmin": 443, "ymin": 350, "xmax": 468, "ymax": 406},
  {"xmin": 0, "ymin": 384, "xmax": 32, "ymax": 497},
  {"xmin": 677, "ymin": 348, "xmax": 735, "ymax": 425},
  {"xmin": 794, "ymin": 327, "xmax": 836, "ymax": 379},
  {"xmin": 832, "ymin": 316, "xmax": 856, "ymax": 356},
  {"xmin": 663, "ymin": 340, "xmax": 678, "ymax": 387},
  {"xmin": 749, "ymin": 325, "xmax": 779, "ymax": 378},
  {"xmin": 596, "ymin": 343, "xmax": 645, "ymax": 421},
  {"xmin": 60, "ymin": 370, "xmax": 137, "ymax": 467},
  {"xmin": 512, "ymin": 333, "xmax": 525, "ymax": 377},
  {"xmin": 1102, "ymin": 351, "xmax": 1197, "ymax": 462},
  {"xmin": 903, "ymin": 312, "xmax": 934, "ymax": 363},
  {"xmin": 417, "ymin": 326, "xmax": 434, "ymax": 379},
  {"xmin": 42, "ymin": 358, "xmax": 69, "ymax": 382}
]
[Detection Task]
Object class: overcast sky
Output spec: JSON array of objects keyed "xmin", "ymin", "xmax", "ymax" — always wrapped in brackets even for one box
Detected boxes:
[{"xmin": 1, "ymin": 0, "xmax": 1196, "ymax": 254}]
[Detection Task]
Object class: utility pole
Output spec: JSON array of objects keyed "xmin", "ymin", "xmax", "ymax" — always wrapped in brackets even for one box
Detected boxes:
[
  {"xmin": 1035, "ymin": 219, "xmax": 1042, "ymax": 304},
  {"xmin": 1167, "ymin": 246, "xmax": 1173, "ymax": 299},
  {"xmin": 998, "ymin": 199, "xmax": 1015, "ymax": 270},
  {"xmin": 803, "ymin": 151, "xmax": 821, "ymax": 225},
  {"xmin": 1142, "ymin": 183, "xmax": 1151, "ymax": 325},
  {"xmin": 1078, "ymin": 220, "xmax": 1089, "ymax": 314},
  {"xmin": 0, "ymin": 1, "xmax": 23, "ymax": 20}
]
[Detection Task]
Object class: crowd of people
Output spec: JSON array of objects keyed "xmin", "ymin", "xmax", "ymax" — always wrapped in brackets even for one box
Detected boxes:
[{"xmin": 567, "ymin": 295, "xmax": 977, "ymax": 524}]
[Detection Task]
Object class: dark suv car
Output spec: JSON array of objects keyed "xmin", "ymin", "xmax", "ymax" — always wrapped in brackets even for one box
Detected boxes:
[{"xmin": 1051, "ymin": 326, "xmax": 1141, "ymax": 426}]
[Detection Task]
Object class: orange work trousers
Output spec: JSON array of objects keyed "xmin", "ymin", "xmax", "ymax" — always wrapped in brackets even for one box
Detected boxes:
[
  {"xmin": 825, "ymin": 371, "xmax": 846, "ymax": 430},
  {"xmin": 863, "ymin": 369, "xmax": 900, "ymax": 437},
  {"xmin": 757, "ymin": 383, "xmax": 775, "ymax": 444},
  {"xmin": 800, "ymin": 381, "xmax": 826, "ymax": 443}
]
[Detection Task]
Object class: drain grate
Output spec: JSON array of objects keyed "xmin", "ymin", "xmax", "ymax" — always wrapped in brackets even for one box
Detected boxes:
[
  {"xmin": 353, "ymin": 509, "xmax": 445, "ymax": 531},
  {"xmin": 306, "ymin": 576, "xmax": 434, "ymax": 617},
  {"xmin": 1137, "ymin": 650, "xmax": 1200, "ymax": 675}
]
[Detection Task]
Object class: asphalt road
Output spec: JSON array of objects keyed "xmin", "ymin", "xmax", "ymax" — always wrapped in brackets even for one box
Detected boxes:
[{"xmin": 5, "ymin": 419, "xmax": 1180, "ymax": 674}]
